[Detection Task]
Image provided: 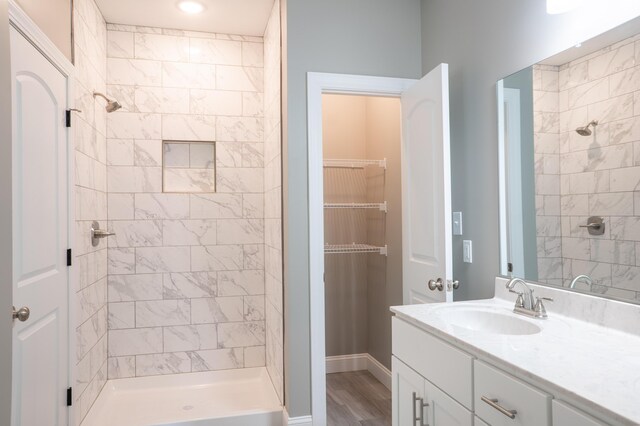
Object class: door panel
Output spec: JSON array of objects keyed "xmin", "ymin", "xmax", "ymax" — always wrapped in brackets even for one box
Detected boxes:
[
  {"xmin": 392, "ymin": 357, "xmax": 426, "ymax": 426},
  {"xmin": 401, "ymin": 64, "xmax": 453, "ymax": 304},
  {"xmin": 425, "ymin": 378, "xmax": 473, "ymax": 426},
  {"xmin": 10, "ymin": 26, "xmax": 69, "ymax": 426}
]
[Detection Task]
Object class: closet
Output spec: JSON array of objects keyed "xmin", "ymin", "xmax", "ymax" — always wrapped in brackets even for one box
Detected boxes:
[{"xmin": 322, "ymin": 93, "xmax": 402, "ymax": 425}]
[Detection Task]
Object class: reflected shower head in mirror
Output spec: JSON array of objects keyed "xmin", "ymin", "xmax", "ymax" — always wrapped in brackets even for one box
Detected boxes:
[
  {"xmin": 93, "ymin": 92, "xmax": 122, "ymax": 113},
  {"xmin": 575, "ymin": 120, "xmax": 598, "ymax": 136}
]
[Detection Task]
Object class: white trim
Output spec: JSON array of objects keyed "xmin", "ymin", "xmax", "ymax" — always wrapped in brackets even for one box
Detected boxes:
[
  {"xmin": 497, "ymin": 80, "xmax": 509, "ymax": 277},
  {"xmin": 282, "ymin": 409, "xmax": 313, "ymax": 426},
  {"xmin": 307, "ymin": 72, "xmax": 416, "ymax": 426},
  {"xmin": 8, "ymin": 0, "xmax": 73, "ymax": 76},
  {"xmin": 325, "ymin": 354, "xmax": 368, "ymax": 374},
  {"xmin": 366, "ymin": 354, "xmax": 392, "ymax": 391},
  {"xmin": 325, "ymin": 353, "xmax": 392, "ymax": 390},
  {"xmin": 8, "ymin": 2, "xmax": 76, "ymax": 424}
]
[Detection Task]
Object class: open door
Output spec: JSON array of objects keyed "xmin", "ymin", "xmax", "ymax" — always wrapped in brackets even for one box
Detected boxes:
[{"xmin": 401, "ymin": 64, "xmax": 454, "ymax": 305}]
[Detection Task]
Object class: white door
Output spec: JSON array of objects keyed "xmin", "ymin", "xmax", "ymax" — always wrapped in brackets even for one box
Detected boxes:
[
  {"xmin": 424, "ymin": 378, "xmax": 473, "ymax": 426},
  {"xmin": 10, "ymin": 26, "xmax": 70, "ymax": 426},
  {"xmin": 401, "ymin": 64, "xmax": 453, "ymax": 304},
  {"xmin": 392, "ymin": 357, "xmax": 427, "ymax": 426}
]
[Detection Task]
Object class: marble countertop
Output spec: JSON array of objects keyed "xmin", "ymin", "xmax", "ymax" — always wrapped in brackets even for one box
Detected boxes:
[{"xmin": 391, "ymin": 295, "xmax": 640, "ymax": 425}]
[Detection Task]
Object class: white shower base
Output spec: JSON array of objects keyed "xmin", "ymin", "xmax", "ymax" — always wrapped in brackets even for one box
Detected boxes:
[{"xmin": 82, "ymin": 367, "xmax": 282, "ymax": 426}]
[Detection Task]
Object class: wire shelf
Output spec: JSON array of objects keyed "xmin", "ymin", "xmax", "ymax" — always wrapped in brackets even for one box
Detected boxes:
[
  {"xmin": 324, "ymin": 202, "xmax": 387, "ymax": 212},
  {"xmin": 323, "ymin": 158, "xmax": 387, "ymax": 169},
  {"xmin": 324, "ymin": 244, "xmax": 388, "ymax": 256}
]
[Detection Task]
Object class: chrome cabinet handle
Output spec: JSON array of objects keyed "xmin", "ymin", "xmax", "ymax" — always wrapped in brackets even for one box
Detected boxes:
[
  {"xmin": 481, "ymin": 396, "xmax": 517, "ymax": 419},
  {"xmin": 412, "ymin": 392, "xmax": 429, "ymax": 426},
  {"xmin": 12, "ymin": 306, "xmax": 30, "ymax": 322},
  {"xmin": 427, "ymin": 278, "xmax": 444, "ymax": 291}
]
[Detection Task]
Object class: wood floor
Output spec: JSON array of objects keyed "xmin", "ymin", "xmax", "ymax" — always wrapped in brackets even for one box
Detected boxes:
[{"xmin": 326, "ymin": 371, "xmax": 392, "ymax": 426}]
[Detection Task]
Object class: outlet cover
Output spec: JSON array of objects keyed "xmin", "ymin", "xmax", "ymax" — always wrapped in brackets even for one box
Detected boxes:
[{"xmin": 463, "ymin": 240, "xmax": 472, "ymax": 263}]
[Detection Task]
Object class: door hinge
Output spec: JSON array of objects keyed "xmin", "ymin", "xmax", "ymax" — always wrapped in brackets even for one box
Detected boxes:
[
  {"xmin": 67, "ymin": 248, "xmax": 72, "ymax": 266},
  {"xmin": 66, "ymin": 387, "xmax": 72, "ymax": 406},
  {"xmin": 65, "ymin": 110, "xmax": 71, "ymax": 127}
]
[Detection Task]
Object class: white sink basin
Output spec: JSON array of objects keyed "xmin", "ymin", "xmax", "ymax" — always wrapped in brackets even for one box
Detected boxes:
[{"xmin": 433, "ymin": 306, "xmax": 542, "ymax": 336}]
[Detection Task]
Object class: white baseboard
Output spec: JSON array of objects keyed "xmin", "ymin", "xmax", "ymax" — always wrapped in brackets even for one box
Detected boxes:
[
  {"xmin": 282, "ymin": 408, "xmax": 313, "ymax": 425},
  {"xmin": 325, "ymin": 353, "xmax": 392, "ymax": 390}
]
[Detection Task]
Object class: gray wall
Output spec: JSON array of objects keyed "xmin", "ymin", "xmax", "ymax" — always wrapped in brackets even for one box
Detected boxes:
[
  {"xmin": 283, "ymin": 0, "xmax": 422, "ymax": 417},
  {"xmin": 503, "ymin": 68, "xmax": 537, "ymax": 279},
  {"xmin": 0, "ymin": 0, "xmax": 12, "ymax": 423},
  {"xmin": 421, "ymin": 0, "xmax": 640, "ymax": 301}
]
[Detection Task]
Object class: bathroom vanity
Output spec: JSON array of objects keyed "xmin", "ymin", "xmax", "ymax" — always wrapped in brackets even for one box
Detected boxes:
[{"xmin": 391, "ymin": 278, "xmax": 640, "ymax": 426}]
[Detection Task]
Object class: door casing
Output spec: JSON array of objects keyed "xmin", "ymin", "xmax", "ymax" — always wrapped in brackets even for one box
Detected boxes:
[{"xmin": 306, "ymin": 72, "xmax": 416, "ymax": 426}]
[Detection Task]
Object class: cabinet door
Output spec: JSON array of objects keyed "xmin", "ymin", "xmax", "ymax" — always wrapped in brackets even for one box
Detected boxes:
[
  {"xmin": 392, "ymin": 357, "xmax": 427, "ymax": 426},
  {"xmin": 474, "ymin": 416, "xmax": 490, "ymax": 426},
  {"xmin": 424, "ymin": 379, "xmax": 473, "ymax": 426},
  {"xmin": 552, "ymin": 401, "xmax": 605, "ymax": 426}
]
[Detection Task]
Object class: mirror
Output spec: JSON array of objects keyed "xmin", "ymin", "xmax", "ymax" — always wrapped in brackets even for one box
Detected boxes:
[{"xmin": 498, "ymin": 17, "xmax": 640, "ymax": 304}]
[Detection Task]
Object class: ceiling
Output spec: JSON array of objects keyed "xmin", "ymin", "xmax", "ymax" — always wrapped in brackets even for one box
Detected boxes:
[{"xmin": 95, "ymin": 0, "xmax": 275, "ymax": 36}]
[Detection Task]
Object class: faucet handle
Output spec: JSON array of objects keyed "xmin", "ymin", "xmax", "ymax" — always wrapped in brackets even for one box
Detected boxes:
[{"xmin": 533, "ymin": 296, "xmax": 552, "ymax": 318}]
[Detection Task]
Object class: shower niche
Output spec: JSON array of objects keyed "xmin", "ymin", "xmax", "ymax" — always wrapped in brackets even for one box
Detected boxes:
[{"xmin": 162, "ymin": 141, "xmax": 216, "ymax": 193}]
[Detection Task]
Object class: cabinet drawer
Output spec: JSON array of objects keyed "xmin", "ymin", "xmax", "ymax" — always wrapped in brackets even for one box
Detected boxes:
[
  {"xmin": 392, "ymin": 317, "xmax": 473, "ymax": 408},
  {"xmin": 474, "ymin": 360, "xmax": 551, "ymax": 426},
  {"xmin": 552, "ymin": 401, "xmax": 605, "ymax": 426}
]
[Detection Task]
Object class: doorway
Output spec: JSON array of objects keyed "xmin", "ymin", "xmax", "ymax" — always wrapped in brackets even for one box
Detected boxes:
[
  {"xmin": 322, "ymin": 93, "xmax": 401, "ymax": 424},
  {"xmin": 306, "ymin": 73, "xmax": 416, "ymax": 426},
  {"xmin": 307, "ymin": 67, "xmax": 454, "ymax": 426}
]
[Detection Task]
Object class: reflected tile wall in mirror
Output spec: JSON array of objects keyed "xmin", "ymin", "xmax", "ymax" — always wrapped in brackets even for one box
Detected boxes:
[{"xmin": 531, "ymin": 31, "xmax": 640, "ymax": 301}]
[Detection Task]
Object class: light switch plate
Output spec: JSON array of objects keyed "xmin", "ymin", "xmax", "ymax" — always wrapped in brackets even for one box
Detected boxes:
[
  {"xmin": 463, "ymin": 240, "xmax": 472, "ymax": 263},
  {"xmin": 453, "ymin": 212, "xmax": 463, "ymax": 236}
]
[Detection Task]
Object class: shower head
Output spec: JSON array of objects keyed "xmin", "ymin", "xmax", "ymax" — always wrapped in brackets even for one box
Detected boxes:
[
  {"xmin": 576, "ymin": 120, "xmax": 598, "ymax": 136},
  {"xmin": 93, "ymin": 92, "xmax": 122, "ymax": 113}
]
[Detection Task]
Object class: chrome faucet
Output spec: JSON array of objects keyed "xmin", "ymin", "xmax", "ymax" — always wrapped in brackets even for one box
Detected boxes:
[
  {"xmin": 505, "ymin": 278, "xmax": 552, "ymax": 319},
  {"xmin": 569, "ymin": 274, "xmax": 593, "ymax": 289}
]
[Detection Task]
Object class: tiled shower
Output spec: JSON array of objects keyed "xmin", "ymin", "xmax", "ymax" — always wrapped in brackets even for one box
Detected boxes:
[{"xmin": 71, "ymin": 0, "xmax": 283, "ymax": 423}]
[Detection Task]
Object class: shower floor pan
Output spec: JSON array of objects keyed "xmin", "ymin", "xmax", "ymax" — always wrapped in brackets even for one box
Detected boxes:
[{"xmin": 82, "ymin": 367, "xmax": 282, "ymax": 426}]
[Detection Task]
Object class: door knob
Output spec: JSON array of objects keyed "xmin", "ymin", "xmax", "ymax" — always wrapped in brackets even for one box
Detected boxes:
[
  {"xmin": 12, "ymin": 306, "xmax": 30, "ymax": 322},
  {"xmin": 428, "ymin": 278, "xmax": 444, "ymax": 291}
]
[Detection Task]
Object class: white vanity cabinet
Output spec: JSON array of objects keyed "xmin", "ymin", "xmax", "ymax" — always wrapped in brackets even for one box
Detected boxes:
[
  {"xmin": 392, "ymin": 317, "xmax": 612, "ymax": 426},
  {"xmin": 392, "ymin": 356, "xmax": 472, "ymax": 426}
]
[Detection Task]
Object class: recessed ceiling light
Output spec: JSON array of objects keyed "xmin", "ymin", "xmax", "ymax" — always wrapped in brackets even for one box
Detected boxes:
[{"xmin": 178, "ymin": 1, "xmax": 205, "ymax": 14}]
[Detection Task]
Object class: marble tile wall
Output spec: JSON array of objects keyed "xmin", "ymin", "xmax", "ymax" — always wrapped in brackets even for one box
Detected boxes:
[
  {"xmin": 263, "ymin": 0, "xmax": 284, "ymax": 404},
  {"xmin": 73, "ymin": 0, "xmax": 108, "ymax": 423},
  {"xmin": 533, "ymin": 64, "xmax": 563, "ymax": 286},
  {"xmin": 533, "ymin": 33, "xmax": 640, "ymax": 300},
  {"xmin": 105, "ymin": 24, "xmax": 268, "ymax": 379}
]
